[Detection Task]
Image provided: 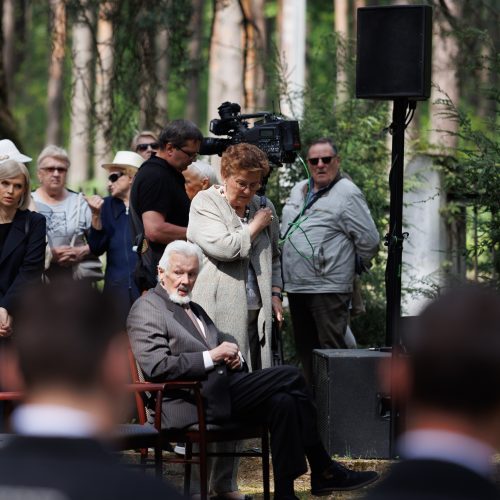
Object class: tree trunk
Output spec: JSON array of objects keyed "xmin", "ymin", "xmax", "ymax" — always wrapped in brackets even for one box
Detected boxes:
[
  {"xmin": 208, "ymin": 0, "xmax": 244, "ymax": 121},
  {"xmin": 93, "ymin": 1, "xmax": 114, "ymax": 185},
  {"xmin": 278, "ymin": 0, "xmax": 306, "ymax": 119},
  {"xmin": 68, "ymin": 5, "xmax": 94, "ymax": 190},
  {"xmin": 241, "ymin": 0, "xmax": 266, "ymax": 111},
  {"xmin": 155, "ymin": 27, "xmax": 169, "ymax": 128},
  {"xmin": 186, "ymin": 0, "xmax": 204, "ymax": 124},
  {"xmin": 334, "ymin": 0, "xmax": 349, "ymax": 103},
  {"xmin": 138, "ymin": 29, "xmax": 156, "ymax": 130},
  {"xmin": 2, "ymin": 0, "xmax": 14, "ymax": 106},
  {"xmin": 429, "ymin": 1, "xmax": 464, "ymax": 281},
  {"xmin": 429, "ymin": 1, "xmax": 460, "ymax": 151},
  {"xmin": 46, "ymin": 0, "xmax": 66, "ymax": 145},
  {"xmin": 0, "ymin": 0, "xmax": 20, "ymax": 145}
]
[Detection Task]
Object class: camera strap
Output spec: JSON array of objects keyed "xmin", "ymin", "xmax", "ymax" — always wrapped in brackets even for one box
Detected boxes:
[{"xmin": 281, "ymin": 173, "xmax": 343, "ymax": 241}]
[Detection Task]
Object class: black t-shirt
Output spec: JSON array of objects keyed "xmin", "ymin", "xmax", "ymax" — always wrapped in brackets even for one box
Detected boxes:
[{"xmin": 130, "ymin": 155, "xmax": 190, "ymax": 266}]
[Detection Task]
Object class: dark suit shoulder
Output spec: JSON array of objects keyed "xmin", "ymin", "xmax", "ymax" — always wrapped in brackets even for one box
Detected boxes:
[
  {"xmin": 0, "ymin": 436, "xmax": 182, "ymax": 500},
  {"xmin": 365, "ymin": 459, "xmax": 500, "ymax": 500}
]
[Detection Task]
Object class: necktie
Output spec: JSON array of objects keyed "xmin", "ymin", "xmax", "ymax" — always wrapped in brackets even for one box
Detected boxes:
[{"xmin": 183, "ymin": 304, "xmax": 206, "ymax": 339}]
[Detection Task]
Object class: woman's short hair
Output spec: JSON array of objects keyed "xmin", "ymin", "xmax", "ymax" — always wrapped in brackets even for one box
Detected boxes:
[
  {"xmin": 0, "ymin": 159, "xmax": 31, "ymax": 210},
  {"xmin": 37, "ymin": 145, "xmax": 70, "ymax": 169},
  {"xmin": 158, "ymin": 240, "xmax": 203, "ymax": 272},
  {"xmin": 220, "ymin": 143, "xmax": 269, "ymax": 179}
]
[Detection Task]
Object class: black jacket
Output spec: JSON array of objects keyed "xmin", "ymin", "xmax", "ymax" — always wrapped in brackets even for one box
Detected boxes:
[{"xmin": 0, "ymin": 209, "xmax": 46, "ymax": 312}]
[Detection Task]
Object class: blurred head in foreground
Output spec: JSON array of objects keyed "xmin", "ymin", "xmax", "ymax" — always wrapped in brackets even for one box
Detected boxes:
[
  {"xmin": 390, "ymin": 285, "xmax": 500, "ymax": 447},
  {"xmin": 3, "ymin": 279, "xmax": 127, "ymax": 432}
]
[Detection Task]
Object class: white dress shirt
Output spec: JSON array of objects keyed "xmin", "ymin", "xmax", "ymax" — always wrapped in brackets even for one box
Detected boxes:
[
  {"xmin": 11, "ymin": 404, "xmax": 99, "ymax": 438},
  {"xmin": 398, "ymin": 429, "xmax": 496, "ymax": 478}
]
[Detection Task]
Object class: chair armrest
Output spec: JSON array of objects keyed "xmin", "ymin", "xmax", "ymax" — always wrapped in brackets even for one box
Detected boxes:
[
  {"xmin": 0, "ymin": 391, "xmax": 23, "ymax": 401},
  {"xmin": 125, "ymin": 381, "xmax": 204, "ymax": 431}
]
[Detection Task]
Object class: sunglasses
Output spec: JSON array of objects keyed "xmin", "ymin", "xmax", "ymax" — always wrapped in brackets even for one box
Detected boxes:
[
  {"xmin": 108, "ymin": 172, "xmax": 125, "ymax": 183},
  {"xmin": 40, "ymin": 166, "xmax": 68, "ymax": 174},
  {"xmin": 136, "ymin": 142, "xmax": 159, "ymax": 152},
  {"xmin": 307, "ymin": 156, "xmax": 335, "ymax": 166}
]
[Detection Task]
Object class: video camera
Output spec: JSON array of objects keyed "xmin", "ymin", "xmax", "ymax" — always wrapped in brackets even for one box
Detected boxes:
[{"xmin": 199, "ymin": 101, "xmax": 301, "ymax": 167}]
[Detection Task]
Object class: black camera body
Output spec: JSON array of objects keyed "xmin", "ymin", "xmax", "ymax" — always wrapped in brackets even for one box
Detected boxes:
[{"xmin": 199, "ymin": 102, "xmax": 301, "ymax": 166}]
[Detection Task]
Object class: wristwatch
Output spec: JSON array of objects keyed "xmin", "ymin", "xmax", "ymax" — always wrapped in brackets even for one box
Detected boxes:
[{"xmin": 272, "ymin": 291, "xmax": 283, "ymax": 301}]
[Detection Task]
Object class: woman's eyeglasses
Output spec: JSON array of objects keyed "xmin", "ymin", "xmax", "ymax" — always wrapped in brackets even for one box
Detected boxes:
[
  {"xmin": 136, "ymin": 143, "xmax": 159, "ymax": 152},
  {"xmin": 232, "ymin": 178, "xmax": 261, "ymax": 192},
  {"xmin": 108, "ymin": 172, "xmax": 125, "ymax": 183},
  {"xmin": 307, "ymin": 156, "xmax": 335, "ymax": 166}
]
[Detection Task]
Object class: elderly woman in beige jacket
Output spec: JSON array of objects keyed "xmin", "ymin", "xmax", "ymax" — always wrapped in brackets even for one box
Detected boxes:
[{"xmin": 187, "ymin": 143, "xmax": 283, "ymax": 372}]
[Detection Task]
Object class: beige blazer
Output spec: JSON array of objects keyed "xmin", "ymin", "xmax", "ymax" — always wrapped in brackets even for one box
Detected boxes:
[{"xmin": 187, "ymin": 186, "xmax": 282, "ymax": 370}]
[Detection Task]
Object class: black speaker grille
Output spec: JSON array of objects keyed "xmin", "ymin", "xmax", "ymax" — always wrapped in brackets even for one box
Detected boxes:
[{"xmin": 356, "ymin": 5, "xmax": 432, "ymax": 100}]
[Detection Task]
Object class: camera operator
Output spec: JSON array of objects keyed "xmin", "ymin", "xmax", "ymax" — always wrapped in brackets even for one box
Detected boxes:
[
  {"xmin": 129, "ymin": 120, "xmax": 203, "ymax": 291},
  {"xmin": 280, "ymin": 138, "xmax": 379, "ymax": 384}
]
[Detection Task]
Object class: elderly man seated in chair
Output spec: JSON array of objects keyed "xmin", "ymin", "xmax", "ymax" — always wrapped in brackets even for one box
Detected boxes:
[{"xmin": 127, "ymin": 240, "xmax": 378, "ymax": 499}]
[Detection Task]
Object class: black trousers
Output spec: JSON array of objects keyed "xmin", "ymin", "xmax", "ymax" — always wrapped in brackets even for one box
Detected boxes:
[
  {"xmin": 228, "ymin": 365, "xmax": 329, "ymax": 483},
  {"xmin": 287, "ymin": 292, "xmax": 351, "ymax": 384}
]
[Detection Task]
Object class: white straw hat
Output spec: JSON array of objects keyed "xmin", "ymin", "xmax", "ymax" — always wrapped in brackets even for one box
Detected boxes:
[
  {"xmin": 102, "ymin": 151, "xmax": 144, "ymax": 172},
  {"xmin": 0, "ymin": 139, "xmax": 32, "ymax": 164}
]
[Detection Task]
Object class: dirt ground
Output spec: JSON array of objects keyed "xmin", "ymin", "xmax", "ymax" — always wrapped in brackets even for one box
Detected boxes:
[
  {"xmin": 124, "ymin": 449, "xmax": 500, "ymax": 499},
  {"xmin": 124, "ymin": 451, "xmax": 392, "ymax": 499}
]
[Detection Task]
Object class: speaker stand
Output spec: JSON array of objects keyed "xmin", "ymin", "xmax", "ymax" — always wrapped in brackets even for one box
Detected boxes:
[{"xmin": 385, "ymin": 98, "xmax": 411, "ymax": 457}]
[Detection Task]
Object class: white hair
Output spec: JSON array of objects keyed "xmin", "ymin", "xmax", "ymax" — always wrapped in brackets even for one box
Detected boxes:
[
  {"xmin": 158, "ymin": 240, "xmax": 203, "ymax": 272},
  {"xmin": 187, "ymin": 160, "xmax": 219, "ymax": 186}
]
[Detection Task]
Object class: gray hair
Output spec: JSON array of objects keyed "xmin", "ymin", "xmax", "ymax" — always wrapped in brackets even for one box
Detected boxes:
[
  {"xmin": 186, "ymin": 160, "xmax": 219, "ymax": 186},
  {"xmin": 37, "ymin": 145, "xmax": 70, "ymax": 169},
  {"xmin": 158, "ymin": 240, "xmax": 203, "ymax": 272},
  {"xmin": 0, "ymin": 160, "xmax": 31, "ymax": 210}
]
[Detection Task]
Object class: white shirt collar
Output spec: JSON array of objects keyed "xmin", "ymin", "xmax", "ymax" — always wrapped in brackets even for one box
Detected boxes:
[
  {"xmin": 398, "ymin": 429, "xmax": 496, "ymax": 478},
  {"xmin": 11, "ymin": 404, "xmax": 99, "ymax": 438}
]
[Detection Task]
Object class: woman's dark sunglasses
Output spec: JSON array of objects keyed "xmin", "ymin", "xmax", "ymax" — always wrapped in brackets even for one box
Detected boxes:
[
  {"xmin": 108, "ymin": 172, "xmax": 125, "ymax": 183},
  {"xmin": 136, "ymin": 142, "xmax": 159, "ymax": 152},
  {"xmin": 307, "ymin": 156, "xmax": 334, "ymax": 166}
]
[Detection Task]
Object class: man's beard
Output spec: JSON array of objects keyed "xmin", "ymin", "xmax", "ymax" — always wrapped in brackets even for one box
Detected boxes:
[{"xmin": 168, "ymin": 286, "xmax": 191, "ymax": 305}]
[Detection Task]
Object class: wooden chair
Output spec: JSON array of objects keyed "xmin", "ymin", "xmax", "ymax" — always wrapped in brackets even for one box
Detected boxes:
[{"xmin": 128, "ymin": 347, "xmax": 271, "ymax": 500}]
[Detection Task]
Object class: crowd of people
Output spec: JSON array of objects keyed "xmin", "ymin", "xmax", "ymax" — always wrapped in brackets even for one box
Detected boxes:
[{"xmin": 1, "ymin": 122, "xmax": 499, "ymax": 500}]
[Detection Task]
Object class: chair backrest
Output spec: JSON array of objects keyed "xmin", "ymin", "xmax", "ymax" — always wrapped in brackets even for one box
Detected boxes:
[{"xmin": 126, "ymin": 341, "xmax": 152, "ymax": 425}]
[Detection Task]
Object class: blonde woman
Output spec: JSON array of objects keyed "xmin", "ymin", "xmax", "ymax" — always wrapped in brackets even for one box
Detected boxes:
[{"xmin": 0, "ymin": 160, "xmax": 46, "ymax": 337}]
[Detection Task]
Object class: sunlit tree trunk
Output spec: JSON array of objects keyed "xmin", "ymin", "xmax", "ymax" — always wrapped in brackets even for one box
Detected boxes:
[
  {"xmin": 186, "ymin": 0, "xmax": 204, "ymax": 124},
  {"xmin": 429, "ymin": 1, "xmax": 463, "ymax": 281},
  {"xmin": 68, "ymin": 5, "xmax": 94, "ymax": 189},
  {"xmin": 334, "ymin": 0, "xmax": 348, "ymax": 103},
  {"xmin": 94, "ymin": 1, "xmax": 114, "ymax": 185},
  {"xmin": 241, "ymin": 0, "xmax": 266, "ymax": 111},
  {"xmin": 155, "ymin": 27, "xmax": 168, "ymax": 128},
  {"xmin": 278, "ymin": 0, "xmax": 306, "ymax": 119},
  {"xmin": 46, "ymin": 0, "xmax": 66, "ymax": 145},
  {"xmin": 208, "ymin": 0, "xmax": 244, "ymax": 124}
]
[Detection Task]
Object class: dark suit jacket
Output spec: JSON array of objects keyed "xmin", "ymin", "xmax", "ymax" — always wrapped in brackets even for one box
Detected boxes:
[
  {"xmin": 0, "ymin": 435, "xmax": 182, "ymax": 499},
  {"xmin": 127, "ymin": 283, "xmax": 239, "ymax": 429},
  {"xmin": 364, "ymin": 459, "xmax": 500, "ymax": 500},
  {"xmin": 0, "ymin": 209, "xmax": 46, "ymax": 312}
]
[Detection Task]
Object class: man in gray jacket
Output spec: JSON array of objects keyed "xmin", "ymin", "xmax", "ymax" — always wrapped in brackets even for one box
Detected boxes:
[{"xmin": 281, "ymin": 138, "xmax": 379, "ymax": 383}]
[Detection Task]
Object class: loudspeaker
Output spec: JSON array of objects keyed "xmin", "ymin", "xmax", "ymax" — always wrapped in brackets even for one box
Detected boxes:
[
  {"xmin": 356, "ymin": 5, "xmax": 432, "ymax": 100},
  {"xmin": 313, "ymin": 349, "xmax": 391, "ymax": 459}
]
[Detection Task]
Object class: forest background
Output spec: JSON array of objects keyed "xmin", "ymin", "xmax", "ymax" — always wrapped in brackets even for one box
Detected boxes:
[{"xmin": 0, "ymin": 0, "xmax": 498, "ymax": 350}]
